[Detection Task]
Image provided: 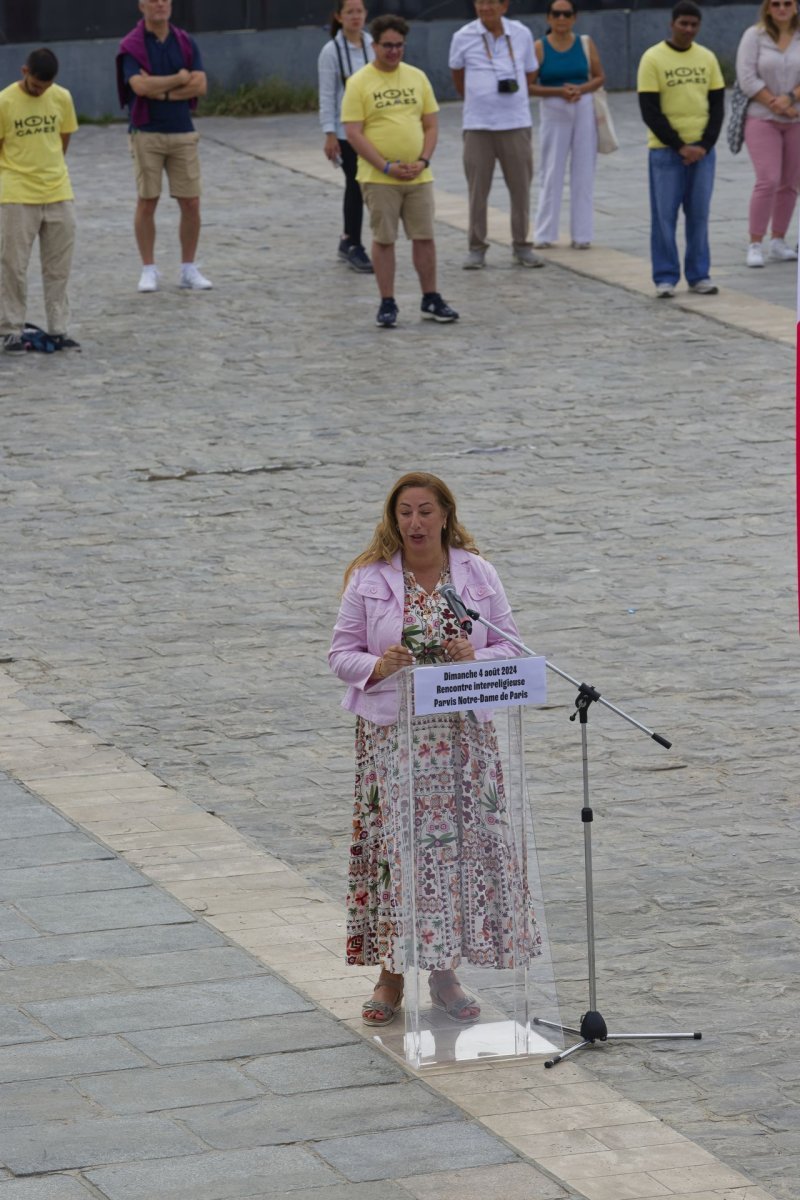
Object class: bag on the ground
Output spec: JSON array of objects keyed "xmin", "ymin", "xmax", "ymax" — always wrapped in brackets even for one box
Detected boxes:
[
  {"xmin": 727, "ymin": 83, "xmax": 750, "ymax": 155},
  {"xmin": 580, "ymin": 35, "xmax": 619, "ymax": 154},
  {"xmin": 21, "ymin": 324, "xmax": 60, "ymax": 353}
]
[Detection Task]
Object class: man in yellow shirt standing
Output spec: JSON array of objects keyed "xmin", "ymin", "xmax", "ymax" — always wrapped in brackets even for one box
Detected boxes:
[
  {"xmin": 637, "ymin": 1, "xmax": 725, "ymax": 299},
  {"xmin": 342, "ymin": 14, "xmax": 458, "ymax": 328},
  {"xmin": 0, "ymin": 48, "xmax": 79, "ymax": 352}
]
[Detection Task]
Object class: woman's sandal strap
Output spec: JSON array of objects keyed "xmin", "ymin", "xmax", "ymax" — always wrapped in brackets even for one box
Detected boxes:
[
  {"xmin": 362, "ymin": 998, "xmax": 397, "ymax": 1018},
  {"xmin": 430, "ymin": 985, "xmax": 481, "ymax": 1022}
]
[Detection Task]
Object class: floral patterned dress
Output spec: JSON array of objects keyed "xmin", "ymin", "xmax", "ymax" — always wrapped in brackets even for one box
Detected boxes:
[{"xmin": 345, "ymin": 565, "xmax": 541, "ymax": 974}]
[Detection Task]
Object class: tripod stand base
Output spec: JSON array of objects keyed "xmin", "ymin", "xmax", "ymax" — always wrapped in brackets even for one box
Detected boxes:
[{"xmin": 533, "ymin": 1015, "xmax": 702, "ymax": 1068}]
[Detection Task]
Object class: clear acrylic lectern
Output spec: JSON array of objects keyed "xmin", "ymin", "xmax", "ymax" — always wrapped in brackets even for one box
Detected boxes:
[{"xmin": 369, "ymin": 663, "xmax": 562, "ymax": 1070}]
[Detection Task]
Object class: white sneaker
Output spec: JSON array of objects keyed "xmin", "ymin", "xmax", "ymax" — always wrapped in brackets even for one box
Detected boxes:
[
  {"xmin": 655, "ymin": 283, "xmax": 675, "ymax": 298},
  {"xmin": 512, "ymin": 245, "xmax": 545, "ymax": 268},
  {"xmin": 768, "ymin": 237, "xmax": 798, "ymax": 262},
  {"xmin": 179, "ymin": 264, "xmax": 213, "ymax": 290},
  {"xmin": 746, "ymin": 243, "xmax": 764, "ymax": 268},
  {"xmin": 137, "ymin": 265, "xmax": 160, "ymax": 292},
  {"xmin": 688, "ymin": 278, "xmax": 719, "ymax": 295},
  {"xmin": 462, "ymin": 249, "xmax": 486, "ymax": 270}
]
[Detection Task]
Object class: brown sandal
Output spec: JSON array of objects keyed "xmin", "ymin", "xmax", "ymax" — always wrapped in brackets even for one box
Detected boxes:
[{"xmin": 362, "ymin": 971, "xmax": 404, "ymax": 1027}]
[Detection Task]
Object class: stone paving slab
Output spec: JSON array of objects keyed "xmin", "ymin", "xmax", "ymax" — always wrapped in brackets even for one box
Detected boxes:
[
  {"xmin": 0, "ymin": 1079, "xmax": 99, "ymax": 1129},
  {"xmin": 108, "ymin": 945, "xmax": 265, "ymax": 987},
  {"xmin": 177, "ymin": 1083, "xmax": 461, "ymax": 1148},
  {"xmin": 0, "ymin": 834, "xmax": 113, "ymax": 868},
  {"xmin": 12, "ymin": 887, "xmax": 200, "ymax": 935},
  {"xmin": 0, "ymin": 1182, "xmax": 99, "ymax": 1200},
  {"xmin": 0, "ymin": 1007, "xmax": 52, "ymax": 1048},
  {"xmin": 314, "ymin": 1122, "xmax": 520, "ymax": 1181},
  {"xmin": 243, "ymin": 1043, "xmax": 406, "ymax": 1093},
  {"xmin": 25, "ymin": 975, "xmax": 313, "ymax": 1037},
  {"xmin": 0, "ymin": 922, "xmax": 225, "ymax": 967},
  {"xmin": 0, "ymin": 861, "xmax": 145, "ymax": 900},
  {"xmin": 121, "ymin": 1010, "xmax": 359, "ymax": 1064},
  {"xmin": 1, "ymin": 1115, "xmax": 206, "ymax": 1175},
  {"xmin": 75, "ymin": 1063, "xmax": 265, "ymax": 1115},
  {"xmin": 398, "ymin": 1163, "xmax": 570, "ymax": 1200},
  {"xmin": 84, "ymin": 1147, "xmax": 343, "ymax": 1200},
  {"xmin": 0, "ymin": 1036, "xmax": 147, "ymax": 1085}
]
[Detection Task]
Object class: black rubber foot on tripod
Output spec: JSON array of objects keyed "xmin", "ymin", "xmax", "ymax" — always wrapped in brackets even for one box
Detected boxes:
[{"xmin": 580, "ymin": 1010, "xmax": 608, "ymax": 1041}]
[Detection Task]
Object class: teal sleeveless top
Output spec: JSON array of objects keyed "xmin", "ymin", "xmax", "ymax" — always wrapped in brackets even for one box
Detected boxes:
[{"xmin": 538, "ymin": 36, "xmax": 589, "ymax": 87}]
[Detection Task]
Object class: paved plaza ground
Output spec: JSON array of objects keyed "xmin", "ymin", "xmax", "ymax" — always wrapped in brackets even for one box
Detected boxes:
[{"xmin": 0, "ymin": 92, "xmax": 797, "ymax": 1200}]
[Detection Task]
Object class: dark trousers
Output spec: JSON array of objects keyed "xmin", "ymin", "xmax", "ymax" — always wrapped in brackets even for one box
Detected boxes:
[{"xmin": 339, "ymin": 138, "xmax": 364, "ymax": 248}]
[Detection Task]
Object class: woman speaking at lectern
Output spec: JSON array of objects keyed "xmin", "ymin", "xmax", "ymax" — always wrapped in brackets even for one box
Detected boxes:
[{"xmin": 329, "ymin": 472, "xmax": 541, "ymax": 1029}]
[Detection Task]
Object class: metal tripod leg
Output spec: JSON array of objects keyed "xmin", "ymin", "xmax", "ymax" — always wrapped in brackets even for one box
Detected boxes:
[
  {"xmin": 533, "ymin": 692, "xmax": 702, "ymax": 1069},
  {"xmin": 535, "ymin": 1025, "xmax": 703, "ymax": 1068}
]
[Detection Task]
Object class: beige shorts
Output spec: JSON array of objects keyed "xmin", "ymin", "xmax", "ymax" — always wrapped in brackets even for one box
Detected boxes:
[
  {"xmin": 129, "ymin": 131, "xmax": 202, "ymax": 199},
  {"xmin": 362, "ymin": 181, "xmax": 435, "ymax": 243}
]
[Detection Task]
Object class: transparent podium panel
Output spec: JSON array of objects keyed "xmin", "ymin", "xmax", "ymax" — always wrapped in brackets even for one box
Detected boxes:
[{"xmin": 369, "ymin": 666, "xmax": 563, "ymax": 1070}]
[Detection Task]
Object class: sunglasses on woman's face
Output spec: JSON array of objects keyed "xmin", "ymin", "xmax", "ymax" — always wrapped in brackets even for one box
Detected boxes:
[
  {"xmin": 551, "ymin": 8, "xmax": 576, "ymax": 15},
  {"xmin": 771, "ymin": 2, "xmax": 794, "ymax": 8}
]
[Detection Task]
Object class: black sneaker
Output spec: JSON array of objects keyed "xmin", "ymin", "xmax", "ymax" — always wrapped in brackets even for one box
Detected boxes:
[
  {"xmin": 347, "ymin": 244, "xmax": 374, "ymax": 274},
  {"xmin": 2, "ymin": 333, "xmax": 25, "ymax": 353},
  {"xmin": 51, "ymin": 334, "xmax": 81, "ymax": 351},
  {"xmin": 376, "ymin": 297, "xmax": 398, "ymax": 328},
  {"xmin": 337, "ymin": 237, "xmax": 351, "ymax": 263},
  {"xmin": 421, "ymin": 293, "xmax": 459, "ymax": 323}
]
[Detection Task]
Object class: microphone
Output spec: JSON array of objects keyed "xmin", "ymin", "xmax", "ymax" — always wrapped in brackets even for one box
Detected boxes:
[{"xmin": 441, "ymin": 584, "xmax": 473, "ymax": 633}]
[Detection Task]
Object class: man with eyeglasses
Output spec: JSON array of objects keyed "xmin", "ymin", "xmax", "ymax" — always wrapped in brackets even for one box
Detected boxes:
[
  {"xmin": 342, "ymin": 14, "xmax": 458, "ymax": 327},
  {"xmin": 637, "ymin": 0, "xmax": 725, "ymax": 298},
  {"xmin": 449, "ymin": 0, "xmax": 543, "ymax": 269}
]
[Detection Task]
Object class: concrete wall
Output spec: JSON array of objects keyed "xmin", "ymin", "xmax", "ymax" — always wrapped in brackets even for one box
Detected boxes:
[{"xmin": 0, "ymin": 7, "xmax": 757, "ymax": 120}]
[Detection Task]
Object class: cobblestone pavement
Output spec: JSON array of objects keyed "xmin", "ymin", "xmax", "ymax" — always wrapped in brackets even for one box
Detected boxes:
[{"xmin": 0, "ymin": 91, "xmax": 797, "ymax": 1199}]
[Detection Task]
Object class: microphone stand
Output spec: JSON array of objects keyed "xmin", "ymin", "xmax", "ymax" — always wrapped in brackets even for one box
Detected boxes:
[{"xmin": 447, "ymin": 591, "xmax": 701, "ymax": 1069}]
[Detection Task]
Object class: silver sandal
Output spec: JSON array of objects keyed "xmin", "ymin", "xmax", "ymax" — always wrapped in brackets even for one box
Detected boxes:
[
  {"xmin": 429, "ymin": 980, "xmax": 481, "ymax": 1024},
  {"xmin": 362, "ymin": 975, "xmax": 403, "ymax": 1027}
]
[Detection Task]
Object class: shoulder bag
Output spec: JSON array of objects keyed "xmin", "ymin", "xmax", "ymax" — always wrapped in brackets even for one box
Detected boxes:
[
  {"xmin": 727, "ymin": 82, "xmax": 750, "ymax": 155},
  {"xmin": 581, "ymin": 34, "xmax": 619, "ymax": 154}
]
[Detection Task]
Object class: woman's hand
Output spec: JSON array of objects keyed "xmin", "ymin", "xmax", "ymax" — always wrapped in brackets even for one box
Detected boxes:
[
  {"xmin": 562, "ymin": 83, "xmax": 581, "ymax": 103},
  {"xmin": 443, "ymin": 637, "xmax": 476, "ymax": 664},
  {"xmin": 324, "ymin": 133, "xmax": 341, "ymax": 162},
  {"xmin": 375, "ymin": 644, "xmax": 414, "ymax": 678}
]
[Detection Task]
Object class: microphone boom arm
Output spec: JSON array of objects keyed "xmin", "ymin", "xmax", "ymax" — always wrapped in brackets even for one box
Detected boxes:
[{"xmin": 461, "ymin": 604, "xmax": 670, "ymax": 750}]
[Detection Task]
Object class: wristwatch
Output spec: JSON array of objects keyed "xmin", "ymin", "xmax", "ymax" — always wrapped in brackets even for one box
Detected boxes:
[{"xmin": 419, "ymin": 156, "xmax": 431, "ymax": 168}]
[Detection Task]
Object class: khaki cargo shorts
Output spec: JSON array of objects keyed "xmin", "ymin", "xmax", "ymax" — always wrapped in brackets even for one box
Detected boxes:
[
  {"xmin": 362, "ymin": 181, "xmax": 434, "ymax": 243},
  {"xmin": 129, "ymin": 131, "xmax": 202, "ymax": 199}
]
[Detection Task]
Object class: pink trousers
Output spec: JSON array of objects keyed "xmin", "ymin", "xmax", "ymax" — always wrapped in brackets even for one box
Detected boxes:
[{"xmin": 744, "ymin": 116, "xmax": 800, "ymax": 239}]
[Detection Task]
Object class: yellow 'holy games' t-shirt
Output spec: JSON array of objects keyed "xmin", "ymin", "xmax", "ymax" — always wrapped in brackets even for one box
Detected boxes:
[
  {"xmin": 0, "ymin": 81, "xmax": 77, "ymax": 204},
  {"xmin": 637, "ymin": 41, "xmax": 724, "ymax": 149},
  {"xmin": 341, "ymin": 61, "xmax": 439, "ymax": 185}
]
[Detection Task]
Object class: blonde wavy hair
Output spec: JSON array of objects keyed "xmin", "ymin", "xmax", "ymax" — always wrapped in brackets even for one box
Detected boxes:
[
  {"xmin": 758, "ymin": 0, "xmax": 799, "ymax": 41},
  {"xmin": 343, "ymin": 472, "xmax": 480, "ymax": 587}
]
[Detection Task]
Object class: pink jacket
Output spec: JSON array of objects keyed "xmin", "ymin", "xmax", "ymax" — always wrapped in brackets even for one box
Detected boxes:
[{"xmin": 328, "ymin": 548, "xmax": 522, "ymax": 726}]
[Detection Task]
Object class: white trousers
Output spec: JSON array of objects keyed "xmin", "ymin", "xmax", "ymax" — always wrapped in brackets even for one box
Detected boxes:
[{"xmin": 534, "ymin": 94, "xmax": 597, "ymax": 245}]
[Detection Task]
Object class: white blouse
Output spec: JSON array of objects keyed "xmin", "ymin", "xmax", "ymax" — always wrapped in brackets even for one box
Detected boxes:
[{"xmin": 736, "ymin": 25, "xmax": 800, "ymax": 122}]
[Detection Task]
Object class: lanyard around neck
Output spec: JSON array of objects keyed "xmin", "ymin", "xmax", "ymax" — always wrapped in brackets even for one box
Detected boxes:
[
  {"xmin": 481, "ymin": 30, "xmax": 517, "ymax": 69},
  {"xmin": 342, "ymin": 33, "xmax": 366, "ymax": 75},
  {"xmin": 334, "ymin": 33, "xmax": 366, "ymax": 86}
]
